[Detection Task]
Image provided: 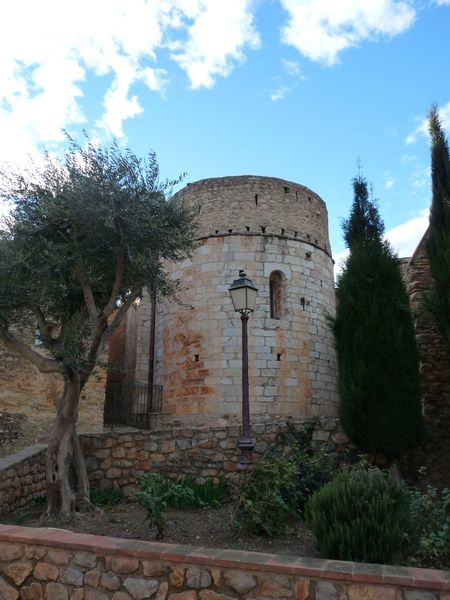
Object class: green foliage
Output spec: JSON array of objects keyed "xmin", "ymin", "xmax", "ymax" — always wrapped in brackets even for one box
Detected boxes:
[
  {"xmin": 234, "ymin": 456, "xmax": 298, "ymax": 537},
  {"xmin": 305, "ymin": 467, "xmax": 410, "ymax": 564},
  {"xmin": 90, "ymin": 486, "xmax": 124, "ymax": 506},
  {"xmin": 0, "ymin": 133, "xmax": 197, "ymax": 375},
  {"xmin": 425, "ymin": 105, "xmax": 450, "ymax": 362},
  {"xmin": 234, "ymin": 430, "xmax": 336, "ymax": 537},
  {"xmin": 137, "ymin": 473, "xmax": 229, "ymax": 539},
  {"xmin": 333, "ymin": 175, "xmax": 423, "ymax": 458},
  {"xmin": 404, "ymin": 484, "xmax": 450, "ymax": 569}
]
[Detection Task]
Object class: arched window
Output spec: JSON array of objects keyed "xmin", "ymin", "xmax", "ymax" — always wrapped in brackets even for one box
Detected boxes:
[{"xmin": 269, "ymin": 271, "xmax": 284, "ymax": 319}]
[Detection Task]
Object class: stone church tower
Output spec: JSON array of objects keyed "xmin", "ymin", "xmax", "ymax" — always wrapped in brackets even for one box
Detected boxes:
[{"xmin": 108, "ymin": 175, "xmax": 339, "ymax": 427}]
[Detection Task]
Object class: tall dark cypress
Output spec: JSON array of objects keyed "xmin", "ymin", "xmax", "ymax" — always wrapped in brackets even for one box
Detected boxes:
[
  {"xmin": 425, "ymin": 105, "xmax": 450, "ymax": 359},
  {"xmin": 333, "ymin": 175, "xmax": 423, "ymax": 459}
]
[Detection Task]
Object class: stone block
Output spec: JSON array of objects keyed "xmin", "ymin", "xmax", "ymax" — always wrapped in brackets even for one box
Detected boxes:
[
  {"xmin": 20, "ymin": 582, "xmax": 43, "ymax": 600},
  {"xmin": 223, "ymin": 570, "xmax": 256, "ymax": 594},
  {"xmin": 44, "ymin": 583, "xmax": 68, "ymax": 600},
  {"xmin": 155, "ymin": 582, "xmax": 169, "ymax": 600},
  {"xmin": 141, "ymin": 561, "xmax": 168, "ymax": 577},
  {"xmin": 403, "ymin": 592, "xmax": 437, "ymax": 600},
  {"xmin": 0, "ymin": 575, "xmax": 19, "ymax": 600},
  {"xmin": 169, "ymin": 565, "xmax": 185, "ymax": 587},
  {"xmin": 0, "ymin": 542, "xmax": 22, "ymax": 560},
  {"xmin": 61, "ymin": 566, "xmax": 84, "ymax": 587},
  {"xmin": 259, "ymin": 574, "xmax": 293, "ymax": 598},
  {"xmin": 348, "ymin": 585, "xmax": 397, "ymax": 600},
  {"xmin": 315, "ymin": 581, "xmax": 344, "ymax": 600},
  {"xmin": 85, "ymin": 589, "xmax": 109, "ymax": 600},
  {"xmin": 199, "ymin": 592, "xmax": 237, "ymax": 600},
  {"xmin": 46, "ymin": 550, "xmax": 71, "ymax": 565},
  {"xmin": 295, "ymin": 579, "xmax": 310, "ymax": 600},
  {"xmin": 33, "ymin": 561, "xmax": 59, "ymax": 581},
  {"xmin": 186, "ymin": 566, "xmax": 212, "ymax": 588},
  {"xmin": 104, "ymin": 556, "xmax": 139, "ymax": 574},
  {"xmin": 168, "ymin": 593, "xmax": 196, "ymax": 600},
  {"xmin": 123, "ymin": 576, "xmax": 159, "ymax": 599},
  {"xmin": 72, "ymin": 552, "xmax": 97, "ymax": 569},
  {"xmin": 69, "ymin": 591, "xmax": 84, "ymax": 600},
  {"xmin": 2, "ymin": 560, "xmax": 33, "ymax": 585},
  {"xmin": 112, "ymin": 594, "xmax": 132, "ymax": 600},
  {"xmin": 84, "ymin": 569, "xmax": 102, "ymax": 587},
  {"xmin": 100, "ymin": 571, "xmax": 121, "ymax": 591}
]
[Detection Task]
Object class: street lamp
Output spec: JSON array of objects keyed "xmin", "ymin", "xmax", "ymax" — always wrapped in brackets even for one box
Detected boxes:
[{"xmin": 229, "ymin": 270, "xmax": 258, "ymax": 469}]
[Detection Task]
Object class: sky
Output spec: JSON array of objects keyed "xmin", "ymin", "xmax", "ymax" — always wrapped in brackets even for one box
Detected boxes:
[{"xmin": 1, "ymin": 0, "xmax": 450, "ymax": 268}]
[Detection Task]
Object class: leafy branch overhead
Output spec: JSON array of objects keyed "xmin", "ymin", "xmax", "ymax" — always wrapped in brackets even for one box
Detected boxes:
[{"xmin": 0, "ymin": 133, "xmax": 198, "ymax": 381}]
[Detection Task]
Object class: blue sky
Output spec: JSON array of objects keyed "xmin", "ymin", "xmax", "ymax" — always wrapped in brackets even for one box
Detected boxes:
[{"xmin": 1, "ymin": 0, "xmax": 450, "ymax": 265}]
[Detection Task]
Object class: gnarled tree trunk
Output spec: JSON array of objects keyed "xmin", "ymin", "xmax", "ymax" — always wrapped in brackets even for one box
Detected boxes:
[{"xmin": 45, "ymin": 373, "xmax": 92, "ymax": 517}]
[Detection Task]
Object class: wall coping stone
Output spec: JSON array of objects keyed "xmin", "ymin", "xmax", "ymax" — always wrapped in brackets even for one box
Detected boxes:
[
  {"xmin": 0, "ymin": 524, "xmax": 448, "ymax": 591},
  {"xmin": 0, "ymin": 443, "xmax": 46, "ymax": 469}
]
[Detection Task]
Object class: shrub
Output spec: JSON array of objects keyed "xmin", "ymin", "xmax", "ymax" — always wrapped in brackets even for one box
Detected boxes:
[
  {"xmin": 404, "ymin": 484, "xmax": 450, "ymax": 569},
  {"xmin": 137, "ymin": 473, "xmax": 229, "ymax": 538},
  {"xmin": 90, "ymin": 486, "xmax": 124, "ymax": 506},
  {"xmin": 234, "ymin": 456, "xmax": 298, "ymax": 537},
  {"xmin": 305, "ymin": 467, "xmax": 410, "ymax": 563}
]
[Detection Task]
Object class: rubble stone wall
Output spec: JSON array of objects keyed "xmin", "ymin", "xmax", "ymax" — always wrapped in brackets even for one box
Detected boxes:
[{"xmin": 0, "ymin": 525, "xmax": 448, "ymax": 600}]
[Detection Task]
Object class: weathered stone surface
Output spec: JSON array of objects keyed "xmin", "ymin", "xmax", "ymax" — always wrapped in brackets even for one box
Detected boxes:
[
  {"xmin": 45, "ymin": 583, "xmax": 68, "ymax": 600},
  {"xmin": 61, "ymin": 566, "xmax": 84, "ymax": 587},
  {"xmin": 168, "ymin": 593, "xmax": 196, "ymax": 600},
  {"xmin": 85, "ymin": 589, "xmax": 109, "ymax": 600},
  {"xmin": 3, "ymin": 560, "xmax": 33, "ymax": 585},
  {"xmin": 169, "ymin": 565, "xmax": 185, "ymax": 587},
  {"xmin": 69, "ymin": 590, "xmax": 84, "ymax": 600},
  {"xmin": 295, "ymin": 580, "xmax": 310, "ymax": 600},
  {"xmin": 0, "ymin": 542, "xmax": 22, "ymax": 560},
  {"xmin": 315, "ymin": 581, "xmax": 343, "ymax": 600},
  {"xmin": 259, "ymin": 575, "xmax": 293, "ymax": 598},
  {"xmin": 142, "ymin": 561, "xmax": 168, "ymax": 577},
  {"xmin": 348, "ymin": 585, "xmax": 397, "ymax": 600},
  {"xmin": 223, "ymin": 570, "xmax": 256, "ymax": 594},
  {"xmin": 105, "ymin": 556, "xmax": 139, "ymax": 574},
  {"xmin": 112, "ymin": 594, "xmax": 132, "ymax": 600},
  {"xmin": 33, "ymin": 561, "xmax": 59, "ymax": 581},
  {"xmin": 46, "ymin": 550, "xmax": 71, "ymax": 565},
  {"xmin": 155, "ymin": 582, "xmax": 169, "ymax": 600},
  {"xmin": 20, "ymin": 582, "xmax": 43, "ymax": 600},
  {"xmin": 123, "ymin": 576, "xmax": 159, "ymax": 599},
  {"xmin": 403, "ymin": 591, "xmax": 437, "ymax": 600},
  {"xmin": 186, "ymin": 566, "xmax": 212, "ymax": 589},
  {"xmin": 0, "ymin": 575, "xmax": 19, "ymax": 600},
  {"xmin": 100, "ymin": 571, "xmax": 121, "ymax": 591},
  {"xmin": 84, "ymin": 569, "xmax": 102, "ymax": 587},
  {"xmin": 25, "ymin": 547, "xmax": 47, "ymax": 560},
  {"xmin": 72, "ymin": 552, "xmax": 97, "ymax": 568},
  {"xmin": 199, "ymin": 591, "xmax": 238, "ymax": 600}
]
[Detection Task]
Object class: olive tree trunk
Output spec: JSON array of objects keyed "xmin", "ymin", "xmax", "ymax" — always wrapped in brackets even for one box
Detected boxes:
[{"xmin": 45, "ymin": 374, "xmax": 92, "ymax": 517}]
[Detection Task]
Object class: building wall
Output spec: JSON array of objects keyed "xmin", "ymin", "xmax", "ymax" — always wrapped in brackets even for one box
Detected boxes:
[{"xmin": 145, "ymin": 176, "xmax": 338, "ymax": 425}]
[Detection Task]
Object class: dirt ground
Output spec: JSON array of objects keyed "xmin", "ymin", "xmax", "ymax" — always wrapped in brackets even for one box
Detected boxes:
[{"xmin": 2, "ymin": 501, "xmax": 319, "ymax": 558}]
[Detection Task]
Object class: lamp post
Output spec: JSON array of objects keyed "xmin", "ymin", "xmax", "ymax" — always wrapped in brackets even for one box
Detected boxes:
[{"xmin": 229, "ymin": 270, "xmax": 258, "ymax": 470}]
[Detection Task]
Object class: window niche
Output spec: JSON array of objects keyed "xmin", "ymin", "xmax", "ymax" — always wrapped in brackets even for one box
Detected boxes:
[{"xmin": 269, "ymin": 270, "xmax": 285, "ymax": 319}]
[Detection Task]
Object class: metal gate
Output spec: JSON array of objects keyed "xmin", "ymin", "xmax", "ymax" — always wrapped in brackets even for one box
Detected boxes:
[{"xmin": 104, "ymin": 382, "xmax": 163, "ymax": 430}]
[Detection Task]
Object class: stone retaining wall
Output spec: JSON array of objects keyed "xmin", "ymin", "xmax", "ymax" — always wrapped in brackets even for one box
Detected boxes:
[
  {"xmin": 0, "ymin": 420, "xmax": 349, "ymax": 515},
  {"xmin": 0, "ymin": 525, "xmax": 449, "ymax": 600}
]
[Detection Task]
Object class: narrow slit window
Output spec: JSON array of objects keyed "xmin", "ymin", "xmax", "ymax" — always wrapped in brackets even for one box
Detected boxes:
[{"xmin": 269, "ymin": 271, "xmax": 284, "ymax": 319}]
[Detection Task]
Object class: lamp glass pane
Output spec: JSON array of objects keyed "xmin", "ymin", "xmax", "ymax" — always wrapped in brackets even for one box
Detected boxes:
[
  {"xmin": 246, "ymin": 287, "xmax": 257, "ymax": 312},
  {"xmin": 230, "ymin": 286, "xmax": 247, "ymax": 312}
]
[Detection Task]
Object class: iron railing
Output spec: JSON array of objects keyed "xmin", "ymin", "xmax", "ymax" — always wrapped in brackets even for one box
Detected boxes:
[{"xmin": 104, "ymin": 382, "xmax": 163, "ymax": 430}]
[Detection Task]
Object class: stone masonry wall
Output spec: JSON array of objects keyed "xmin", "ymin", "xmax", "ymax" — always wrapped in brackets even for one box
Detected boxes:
[
  {"xmin": 0, "ymin": 419, "xmax": 348, "ymax": 515},
  {"xmin": 1, "ymin": 524, "xmax": 449, "ymax": 600},
  {"xmin": 131, "ymin": 175, "xmax": 339, "ymax": 430},
  {"xmin": 402, "ymin": 254, "xmax": 450, "ymax": 485}
]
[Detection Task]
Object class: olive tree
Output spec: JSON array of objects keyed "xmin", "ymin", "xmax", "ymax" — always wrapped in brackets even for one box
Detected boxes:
[{"xmin": 0, "ymin": 136, "xmax": 197, "ymax": 516}]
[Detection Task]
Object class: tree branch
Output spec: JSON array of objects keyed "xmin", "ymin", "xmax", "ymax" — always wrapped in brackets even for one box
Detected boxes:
[
  {"xmin": 105, "ymin": 288, "xmax": 141, "ymax": 342},
  {"xmin": 104, "ymin": 242, "xmax": 125, "ymax": 319},
  {"xmin": 0, "ymin": 326, "xmax": 63, "ymax": 374},
  {"xmin": 31, "ymin": 305, "xmax": 55, "ymax": 345},
  {"xmin": 74, "ymin": 265, "xmax": 98, "ymax": 329}
]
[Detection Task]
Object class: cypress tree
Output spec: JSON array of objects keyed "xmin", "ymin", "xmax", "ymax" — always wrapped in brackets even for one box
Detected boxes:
[
  {"xmin": 333, "ymin": 175, "xmax": 423, "ymax": 459},
  {"xmin": 425, "ymin": 104, "xmax": 450, "ymax": 360}
]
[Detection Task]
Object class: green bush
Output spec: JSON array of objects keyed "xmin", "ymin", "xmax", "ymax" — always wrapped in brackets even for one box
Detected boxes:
[
  {"xmin": 234, "ymin": 456, "xmax": 298, "ymax": 537},
  {"xmin": 291, "ymin": 448, "xmax": 336, "ymax": 514},
  {"xmin": 137, "ymin": 473, "xmax": 229, "ymax": 538},
  {"xmin": 404, "ymin": 484, "xmax": 450, "ymax": 569},
  {"xmin": 90, "ymin": 486, "xmax": 124, "ymax": 506},
  {"xmin": 305, "ymin": 467, "xmax": 410, "ymax": 563}
]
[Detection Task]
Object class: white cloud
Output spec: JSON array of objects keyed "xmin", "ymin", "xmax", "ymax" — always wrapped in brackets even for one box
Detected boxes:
[
  {"xmin": 406, "ymin": 101, "xmax": 450, "ymax": 145},
  {"xmin": 170, "ymin": 0, "xmax": 260, "ymax": 89},
  {"xmin": 270, "ymin": 85, "xmax": 290, "ymax": 102},
  {"xmin": 333, "ymin": 208, "xmax": 429, "ymax": 278},
  {"xmin": 0, "ymin": 0, "xmax": 260, "ymax": 164},
  {"xmin": 435, "ymin": 0, "xmax": 450, "ymax": 5},
  {"xmin": 384, "ymin": 170, "xmax": 394, "ymax": 189},
  {"xmin": 282, "ymin": 59, "xmax": 306, "ymax": 79},
  {"xmin": 279, "ymin": 0, "xmax": 416, "ymax": 65}
]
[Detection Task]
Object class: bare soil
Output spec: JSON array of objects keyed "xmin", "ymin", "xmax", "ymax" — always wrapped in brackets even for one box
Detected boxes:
[{"xmin": 3, "ymin": 501, "xmax": 319, "ymax": 557}]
